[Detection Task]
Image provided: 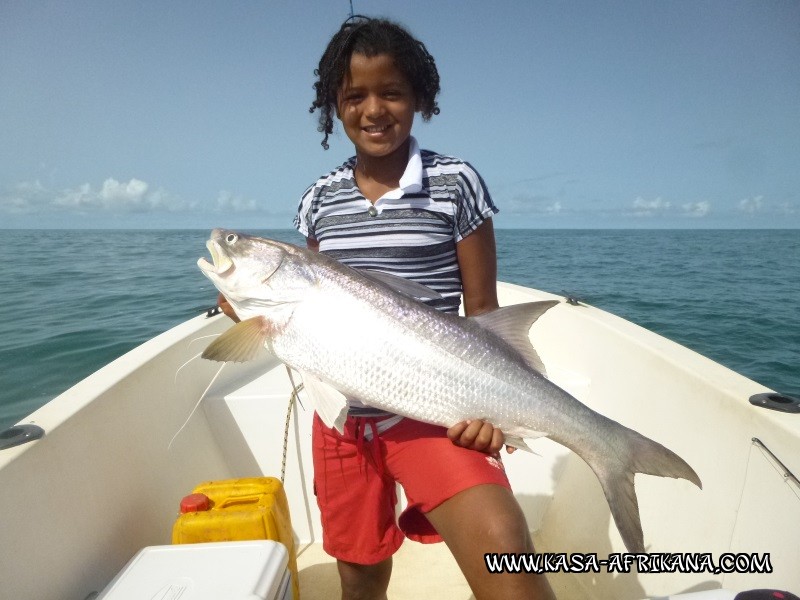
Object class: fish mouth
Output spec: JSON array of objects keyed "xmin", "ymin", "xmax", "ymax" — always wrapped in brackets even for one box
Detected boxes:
[{"xmin": 197, "ymin": 239, "xmax": 234, "ymax": 276}]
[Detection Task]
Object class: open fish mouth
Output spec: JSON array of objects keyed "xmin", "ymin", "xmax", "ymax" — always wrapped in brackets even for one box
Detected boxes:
[{"xmin": 197, "ymin": 239, "xmax": 234, "ymax": 276}]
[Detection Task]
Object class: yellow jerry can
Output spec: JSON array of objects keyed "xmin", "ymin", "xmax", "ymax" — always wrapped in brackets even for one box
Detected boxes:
[{"xmin": 172, "ymin": 477, "xmax": 299, "ymax": 599}]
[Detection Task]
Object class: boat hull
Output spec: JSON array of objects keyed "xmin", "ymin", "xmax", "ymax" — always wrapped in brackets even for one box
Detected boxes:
[{"xmin": 1, "ymin": 283, "xmax": 797, "ymax": 599}]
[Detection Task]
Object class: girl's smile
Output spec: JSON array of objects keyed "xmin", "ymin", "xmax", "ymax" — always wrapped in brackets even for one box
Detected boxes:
[{"xmin": 337, "ymin": 52, "xmax": 417, "ymax": 165}]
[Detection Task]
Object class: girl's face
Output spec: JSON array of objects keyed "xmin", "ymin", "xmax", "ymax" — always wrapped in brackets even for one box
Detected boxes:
[{"xmin": 337, "ymin": 52, "xmax": 417, "ymax": 162}]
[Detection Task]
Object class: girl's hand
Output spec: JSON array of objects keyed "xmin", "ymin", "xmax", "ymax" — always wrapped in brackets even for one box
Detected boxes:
[
  {"xmin": 447, "ymin": 420, "xmax": 516, "ymax": 455},
  {"xmin": 217, "ymin": 292, "xmax": 240, "ymax": 323}
]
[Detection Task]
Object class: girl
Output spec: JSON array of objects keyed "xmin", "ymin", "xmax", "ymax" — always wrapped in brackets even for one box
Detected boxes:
[{"xmin": 295, "ymin": 16, "xmax": 556, "ymax": 600}]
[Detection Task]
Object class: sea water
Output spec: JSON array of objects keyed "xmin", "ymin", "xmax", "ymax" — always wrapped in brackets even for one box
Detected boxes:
[{"xmin": 1, "ymin": 229, "xmax": 798, "ymax": 430}]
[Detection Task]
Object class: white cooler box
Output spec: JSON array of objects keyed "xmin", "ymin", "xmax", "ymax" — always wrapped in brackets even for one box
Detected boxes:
[{"xmin": 97, "ymin": 540, "xmax": 293, "ymax": 600}]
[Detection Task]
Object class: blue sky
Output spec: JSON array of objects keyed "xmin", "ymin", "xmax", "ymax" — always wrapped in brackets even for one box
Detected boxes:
[{"xmin": 1, "ymin": 1, "xmax": 798, "ymax": 229}]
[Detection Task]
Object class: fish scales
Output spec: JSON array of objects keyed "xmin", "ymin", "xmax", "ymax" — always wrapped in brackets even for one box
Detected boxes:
[{"xmin": 274, "ymin": 269, "xmax": 535, "ymax": 430}]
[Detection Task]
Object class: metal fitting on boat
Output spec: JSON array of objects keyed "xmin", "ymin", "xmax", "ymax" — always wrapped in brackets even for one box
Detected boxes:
[
  {"xmin": 749, "ymin": 392, "xmax": 800, "ymax": 414},
  {"xmin": 0, "ymin": 424, "xmax": 45, "ymax": 450}
]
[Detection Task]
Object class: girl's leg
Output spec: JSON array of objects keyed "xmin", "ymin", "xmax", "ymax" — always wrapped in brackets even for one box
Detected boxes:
[
  {"xmin": 337, "ymin": 558, "xmax": 393, "ymax": 600},
  {"xmin": 425, "ymin": 484, "xmax": 557, "ymax": 600},
  {"xmin": 312, "ymin": 415, "xmax": 403, "ymax": 598}
]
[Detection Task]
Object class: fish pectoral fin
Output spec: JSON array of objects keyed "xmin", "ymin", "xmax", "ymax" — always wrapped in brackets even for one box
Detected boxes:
[
  {"xmin": 503, "ymin": 435, "xmax": 534, "ymax": 453},
  {"xmin": 471, "ymin": 300, "xmax": 560, "ymax": 376},
  {"xmin": 357, "ymin": 269, "xmax": 443, "ymax": 301},
  {"xmin": 201, "ymin": 317, "xmax": 272, "ymax": 362},
  {"xmin": 299, "ymin": 371, "xmax": 349, "ymax": 434}
]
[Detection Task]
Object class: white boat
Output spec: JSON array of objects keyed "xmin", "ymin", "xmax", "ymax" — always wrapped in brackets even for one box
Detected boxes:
[{"xmin": 1, "ymin": 282, "xmax": 797, "ymax": 599}]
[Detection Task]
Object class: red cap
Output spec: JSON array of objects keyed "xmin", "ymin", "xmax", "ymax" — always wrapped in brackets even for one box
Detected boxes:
[{"xmin": 180, "ymin": 493, "xmax": 211, "ymax": 513}]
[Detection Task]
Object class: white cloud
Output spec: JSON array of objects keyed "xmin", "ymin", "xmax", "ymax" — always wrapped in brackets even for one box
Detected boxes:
[
  {"xmin": 682, "ymin": 201, "xmax": 711, "ymax": 217},
  {"xmin": 2, "ymin": 178, "xmax": 188, "ymax": 214},
  {"xmin": 504, "ymin": 193, "xmax": 564, "ymax": 215},
  {"xmin": 100, "ymin": 178, "xmax": 149, "ymax": 209},
  {"xmin": 0, "ymin": 180, "xmax": 50, "ymax": 214},
  {"xmin": 739, "ymin": 196, "xmax": 764, "ymax": 214},
  {"xmin": 215, "ymin": 190, "xmax": 260, "ymax": 212},
  {"xmin": 546, "ymin": 200, "xmax": 562, "ymax": 215},
  {"xmin": 629, "ymin": 196, "xmax": 671, "ymax": 217},
  {"xmin": 626, "ymin": 197, "xmax": 711, "ymax": 219},
  {"xmin": 53, "ymin": 182, "xmax": 97, "ymax": 209}
]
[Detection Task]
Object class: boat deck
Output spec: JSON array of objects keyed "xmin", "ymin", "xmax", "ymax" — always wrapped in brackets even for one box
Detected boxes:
[
  {"xmin": 296, "ymin": 534, "xmax": 589, "ymax": 600},
  {"xmin": 298, "ymin": 541, "xmax": 473, "ymax": 599}
]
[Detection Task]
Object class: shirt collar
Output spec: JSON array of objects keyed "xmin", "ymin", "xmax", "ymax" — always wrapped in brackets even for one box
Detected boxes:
[
  {"xmin": 351, "ymin": 137, "xmax": 423, "ymax": 202},
  {"xmin": 398, "ymin": 136, "xmax": 423, "ymax": 194}
]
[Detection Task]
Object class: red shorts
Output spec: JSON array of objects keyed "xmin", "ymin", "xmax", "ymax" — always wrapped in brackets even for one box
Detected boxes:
[{"xmin": 312, "ymin": 413, "xmax": 512, "ymax": 565}]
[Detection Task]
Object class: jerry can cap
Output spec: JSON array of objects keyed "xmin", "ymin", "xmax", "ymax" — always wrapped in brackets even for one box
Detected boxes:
[{"xmin": 180, "ymin": 493, "xmax": 211, "ymax": 513}]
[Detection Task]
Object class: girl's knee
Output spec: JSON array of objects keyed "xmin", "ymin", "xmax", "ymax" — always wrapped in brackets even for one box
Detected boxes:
[
  {"xmin": 483, "ymin": 509, "xmax": 535, "ymax": 552},
  {"xmin": 337, "ymin": 558, "xmax": 392, "ymax": 600}
]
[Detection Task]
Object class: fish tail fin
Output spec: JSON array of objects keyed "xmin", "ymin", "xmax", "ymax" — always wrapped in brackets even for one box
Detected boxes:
[{"xmin": 587, "ymin": 424, "xmax": 702, "ymax": 554}]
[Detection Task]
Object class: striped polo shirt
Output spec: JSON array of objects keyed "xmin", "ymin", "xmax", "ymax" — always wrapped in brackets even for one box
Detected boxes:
[
  {"xmin": 294, "ymin": 137, "xmax": 498, "ymax": 315},
  {"xmin": 294, "ymin": 137, "xmax": 497, "ymax": 419}
]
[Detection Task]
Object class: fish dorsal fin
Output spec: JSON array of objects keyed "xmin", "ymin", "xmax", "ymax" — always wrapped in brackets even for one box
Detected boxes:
[
  {"xmin": 299, "ymin": 371, "xmax": 349, "ymax": 434},
  {"xmin": 357, "ymin": 269, "xmax": 443, "ymax": 301},
  {"xmin": 471, "ymin": 300, "xmax": 559, "ymax": 376},
  {"xmin": 202, "ymin": 317, "xmax": 272, "ymax": 362}
]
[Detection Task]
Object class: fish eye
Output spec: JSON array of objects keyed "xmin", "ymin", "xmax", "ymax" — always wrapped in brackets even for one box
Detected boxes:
[{"xmin": 225, "ymin": 233, "xmax": 238, "ymax": 245}]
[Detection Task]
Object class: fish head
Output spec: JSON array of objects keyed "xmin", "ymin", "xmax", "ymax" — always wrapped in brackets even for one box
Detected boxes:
[{"xmin": 198, "ymin": 229, "xmax": 300, "ymax": 317}]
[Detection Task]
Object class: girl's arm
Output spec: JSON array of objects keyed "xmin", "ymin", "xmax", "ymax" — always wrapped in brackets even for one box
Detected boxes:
[
  {"xmin": 457, "ymin": 219, "xmax": 499, "ymax": 317},
  {"xmin": 447, "ymin": 219, "xmax": 512, "ymax": 455}
]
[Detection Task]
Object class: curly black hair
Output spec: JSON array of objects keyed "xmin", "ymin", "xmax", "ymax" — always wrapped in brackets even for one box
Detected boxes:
[{"xmin": 309, "ymin": 16, "xmax": 441, "ymax": 150}]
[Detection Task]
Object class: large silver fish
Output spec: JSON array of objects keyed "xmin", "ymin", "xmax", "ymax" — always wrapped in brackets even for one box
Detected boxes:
[{"xmin": 198, "ymin": 228, "xmax": 701, "ymax": 553}]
